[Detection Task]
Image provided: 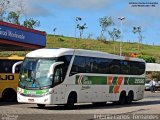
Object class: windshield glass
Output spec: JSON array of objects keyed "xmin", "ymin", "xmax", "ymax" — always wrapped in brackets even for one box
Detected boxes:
[{"xmin": 19, "ymin": 58, "xmax": 56, "ymax": 89}]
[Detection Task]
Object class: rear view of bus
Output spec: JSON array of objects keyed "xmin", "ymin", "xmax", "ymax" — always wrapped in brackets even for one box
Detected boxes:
[{"xmin": 0, "ymin": 55, "xmax": 24, "ymax": 101}]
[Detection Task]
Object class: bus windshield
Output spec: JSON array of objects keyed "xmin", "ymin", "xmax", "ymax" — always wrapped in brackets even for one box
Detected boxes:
[{"xmin": 19, "ymin": 58, "xmax": 56, "ymax": 89}]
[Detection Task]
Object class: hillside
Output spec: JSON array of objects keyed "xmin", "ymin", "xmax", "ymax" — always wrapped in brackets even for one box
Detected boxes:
[{"xmin": 1, "ymin": 34, "xmax": 160, "ymax": 62}]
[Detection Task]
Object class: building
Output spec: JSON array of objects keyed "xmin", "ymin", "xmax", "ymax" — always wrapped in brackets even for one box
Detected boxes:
[{"xmin": 0, "ymin": 21, "xmax": 46, "ymax": 51}]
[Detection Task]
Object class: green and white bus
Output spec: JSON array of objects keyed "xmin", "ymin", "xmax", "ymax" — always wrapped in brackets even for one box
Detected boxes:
[{"xmin": 14, "ymin": 48, "xmax": 145, "ymax": 109}]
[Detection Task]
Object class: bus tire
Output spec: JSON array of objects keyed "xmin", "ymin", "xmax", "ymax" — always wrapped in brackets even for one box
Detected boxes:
[
  {"xmin": 65, "ymin": 92, "xmax": 77, "ymax": 109},
  {"xmin": 37, "ymin": 104, "xmax": 45, "ymax": 109},
  {"xmin": 118, "ymin": 91, "xmax": 126, "ymax": 105},
  {"xmin": 2, "ymin": 88, "xmax": 17, "ymax": 102},
  {"xmin": 126, "ymin": 91, "xmax": 134, "ymax": 104}
]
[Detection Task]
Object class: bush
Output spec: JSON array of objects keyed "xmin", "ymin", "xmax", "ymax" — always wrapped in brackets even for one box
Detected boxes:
[{"xmin": 137, "ymin": 54, "xmax": 156, "ymax": 63}]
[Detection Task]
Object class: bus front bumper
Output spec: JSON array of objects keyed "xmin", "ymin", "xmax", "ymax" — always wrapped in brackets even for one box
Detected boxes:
[{"xmin": 17, "ymin": 93, "xmax": 52, "ymax": 104}]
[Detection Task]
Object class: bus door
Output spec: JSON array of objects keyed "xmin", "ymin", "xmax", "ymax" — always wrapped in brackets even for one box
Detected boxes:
[{"xmin": 52, "ymin": 65, "xmax": 66, "ymax": 104}]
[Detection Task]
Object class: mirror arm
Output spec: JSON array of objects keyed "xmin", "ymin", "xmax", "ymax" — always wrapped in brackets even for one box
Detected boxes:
[
  {"xmin": 47, "ymin": 62, "xmax": 64, "ymax": 78},
  {"xmin": 12, "ymin": 61, "xmax": 23, "ymax": 74}
]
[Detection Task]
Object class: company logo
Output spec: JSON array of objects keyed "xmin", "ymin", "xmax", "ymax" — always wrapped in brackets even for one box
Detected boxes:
[{"xmin": 77, "ymin": 75, "xmax": 92, "ymax": 85}]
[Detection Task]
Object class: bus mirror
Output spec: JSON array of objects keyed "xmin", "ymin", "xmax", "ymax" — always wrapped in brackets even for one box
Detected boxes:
[
  {"xmin": 12, "ymin": 61, "xmax": 23, "ymax": 74},
  {"xmin": 47, "ymin": 62, "xmax": 64, "ymax": 78}
]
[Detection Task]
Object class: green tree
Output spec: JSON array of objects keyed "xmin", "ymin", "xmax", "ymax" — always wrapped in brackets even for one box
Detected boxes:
[
  {"xmin": 2, "ymin": 0, "xmax": 40, "ymax": 29},
  {"xmin": 7, "ymin": 11, "xmax": 20, "ymax": 25},
  {"xmin": 77, "ymin": 23, "xmax": 87, "ymax": 39},
  {"xmin": 0, "ymin": 0, "xmax": 10, "ymax": 21},
  {"xmin": 75, "ymin": 17, "xmax": 82, "ymax": 38},
  {"xmin": 23, "ymin": 18, "xmax": 40, "ymax": 29},
  {"xmin": 132, "ymin": 26, "xmax": 143, "ymax": 51},
  {"xmin": 99, "ymin": 16, "xmax": 113, "ymax": 41},
  {"xmin": 108, "ymin": 28, "xmax": 121, "ymax": 54},
  {"xmin": 137, "ymin": 54, "xmax": 155, "ymax": 63},
  {"xmin": 53, "ymin": 27, "xmax": 57, "ymax": 36},
  {"xmin": 108, "ymin": 28, "xmax": 121, "ymax": 41}
]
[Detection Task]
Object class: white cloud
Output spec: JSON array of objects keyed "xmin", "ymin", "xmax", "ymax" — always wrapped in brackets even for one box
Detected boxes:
[
  {"xmin": 24, "ymin": 3, "xmax": 52, "ymax": 17},
  {"xmin": 7, "ymin": 0, "xmax": 111, "ymax": 16},
  {"xmin": 125, "ymin": 1, "xmax": 160, "ymax": 30},
  {"xmin": 52, "ymin": 0, "xmax": 111, "ymax": 10},
  {"xmin": 7, "ymin": 0, "xmax": 52, "ymax": 17},
  {"xmin": 27, "ymin": 0, "xmax": 111, "ymax": 12},
  {"xmin": 20, "ymin": 0, "xmax": 112, "ymax": 16}
]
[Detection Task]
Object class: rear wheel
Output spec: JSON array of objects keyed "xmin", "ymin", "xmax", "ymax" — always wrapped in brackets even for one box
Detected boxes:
[
  {"xmin": 2, "ymin": 89, "xmax": 17, "ymax": 102},
  {"xmin": 118, "ymin": 92, "xmax": 126, "ymax": 105},
  {"xmin": 37, "ymin": 104, "xmax": 45, "ymax": 109},
  {"xmin": 126, "ymin": 91, "xmax": 133, "ymax": 104}
]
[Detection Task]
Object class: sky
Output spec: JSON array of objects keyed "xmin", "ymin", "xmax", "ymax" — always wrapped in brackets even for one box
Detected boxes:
[{"xmin": 3, "ymin": 0, "xmax": 160, "ymax": 45}]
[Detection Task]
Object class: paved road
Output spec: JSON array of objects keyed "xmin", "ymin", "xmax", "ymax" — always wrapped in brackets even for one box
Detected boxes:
[{"xmin": 0, "ymin": 91, "xmax": 160, "ymax": 120}]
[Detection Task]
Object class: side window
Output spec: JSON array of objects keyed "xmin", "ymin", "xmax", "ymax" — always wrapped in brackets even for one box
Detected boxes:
[
  {"xmin": 120, "ymin": 60, "xmax": 130, "ymax": 74},
  {"xmin": 91, "ymin": 58, "xmax": 99, "ymax": 73},
  {"xmin": 109, "ymin": 59, "xmax": 120, "ymax": 74},
  {"xmin": 57, "ymin": 55, "xmax": 72, "ymax": 80},
  {"xmin": 86, "ymin": 57, "xmax": 95, "ymax": 73},
  {"xmin": 130, "ymin": 61, "xmax": 145, "ymax": 75},
  {"xmin": 0, "ymin": 60, "xmax": 21, "ymax": 73},
  {"xmin": 96, "ymin": 58, "xmax": 111, "ymax": 74},
  {"xmin": 70, "ymin": 56, "xmax": 85, "ymax": 75},
  {"xmin": 138, "ymin": 62, "xmax": 145, "ymax": 75},
  {"xmin": 53, "ymin": 66, "xmax": 63, "ymax": 86},
  {"xmin": 130, "ymin": 61, "xmax": 139, "ymax": 75},
  {"xmin": 0, "ymin": 60, "xmax": 11, "ymax": 73}
]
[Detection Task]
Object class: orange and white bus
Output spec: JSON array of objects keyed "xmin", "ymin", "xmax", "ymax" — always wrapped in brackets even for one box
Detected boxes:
[{"xmin": 0, "ymin": 55, "xmax": 24, "ymax": 101}]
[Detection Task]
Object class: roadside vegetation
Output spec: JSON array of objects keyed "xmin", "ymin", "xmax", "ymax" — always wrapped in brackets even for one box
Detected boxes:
[{"xmin": 0, "ymin": 34, "xmax": 160, "ymax": 63}]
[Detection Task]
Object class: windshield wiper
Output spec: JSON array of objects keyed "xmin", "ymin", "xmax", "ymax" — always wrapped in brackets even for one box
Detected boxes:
[
  {"xmin": 32, "ymin": 78, "xmax": 42, "ymax": 89},
  {"xmin": 22, "ymin": 78, "xmax": 42, "ymax": 90},
  {"xmin": 23, "ymin": 80, "xmax": 32, "ymax": 89}
]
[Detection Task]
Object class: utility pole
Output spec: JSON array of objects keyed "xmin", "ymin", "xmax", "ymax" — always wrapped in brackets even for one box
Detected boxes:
[{"xmin": 118, "ymin": 17, "xmax": 125, "ymax": 56}]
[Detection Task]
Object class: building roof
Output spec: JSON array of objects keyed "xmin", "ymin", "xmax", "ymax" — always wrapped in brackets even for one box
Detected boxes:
[
  {"xmin": 0, "ymin": 21, "xmax": 46, "ymax": 51},
  {"xmin": 146, "ymin": 63, "xmax": 160, "ymax": 71}
]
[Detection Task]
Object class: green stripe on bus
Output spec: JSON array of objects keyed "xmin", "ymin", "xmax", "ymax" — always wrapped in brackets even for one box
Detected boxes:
[
  {"xmin": 112, "ymin": 77, "xmax": 118, "ymax": 85},
  {"xmin": 75, "ymin": 75, "xmax": 145, "ymax": 85},
  {"xmin": 109, "ymin": 86, "xmax": 114, "ymax": 93},
  {"xmin": 124, "ymin": 77, "xmax": 129, "ymax": 85},
  {"xmin": 23, "ymin": 89, "xmax": 49, "ymax": 95}
]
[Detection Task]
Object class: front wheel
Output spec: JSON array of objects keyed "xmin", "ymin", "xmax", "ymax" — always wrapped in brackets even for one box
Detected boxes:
[
  {"xmin": 37, "ymin": 104, "xmax": 45, "ymax": 109},
  {"xmin": 65, "ymin": 94, "xmax": 76, "ymax": 109}
]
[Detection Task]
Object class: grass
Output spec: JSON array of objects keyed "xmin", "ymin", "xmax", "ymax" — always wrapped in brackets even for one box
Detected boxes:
[{"xmin": 1, "ymin": 34, "xmax": 160, "ymax": 62}]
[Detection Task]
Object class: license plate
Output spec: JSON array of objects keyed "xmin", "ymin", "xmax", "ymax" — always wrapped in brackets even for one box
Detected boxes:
[{"xmin": 28, "ymin": 98, "xmax": 35, "ymax": 102}]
